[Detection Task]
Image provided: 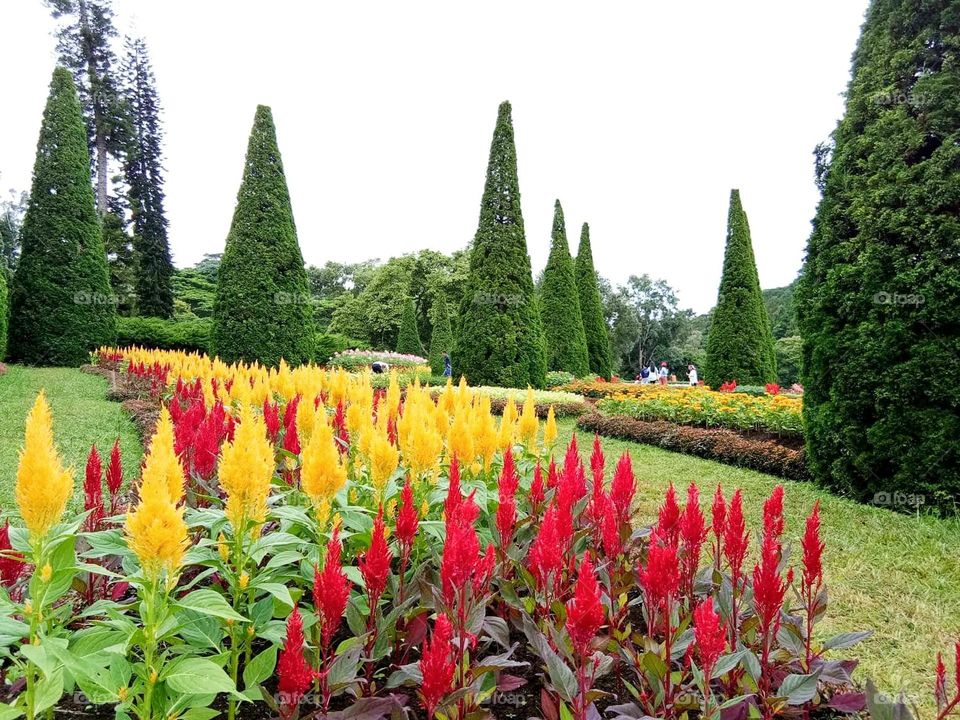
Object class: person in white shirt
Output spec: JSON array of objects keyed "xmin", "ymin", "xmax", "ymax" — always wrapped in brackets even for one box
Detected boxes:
[
  {"xmin": 688, "ymin": 364, "xmax": 699, "ymax": 386},
  {"xmin": 658, "ymin": 362, "xmax": 669, "ymax": 386}
]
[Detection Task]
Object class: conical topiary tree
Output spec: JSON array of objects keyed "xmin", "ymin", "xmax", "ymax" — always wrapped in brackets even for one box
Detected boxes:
[
  {"xmin": 540, "ymin": 200, "xmax": 589, "ymax": 376},
  {"xmin": 396, "ymin": 296, "xmax": 424, "ymax": 357},
  {"xmin": 428, "ymin": 296, "xmax": 453, "ymax": 375},
  {"xmin": 575, "ymin": 222, "xmax": 612, "ymax": 379},
  {"xmin": 0, "ymin": 266, "xmax": 7, "ymax": 360},
  {"xmin": 797, "ymin": 0, "xmax": 960, "ymax": 508},
  {"xmin": 9, "ymin": 67, "xmax": 116, "ymax": 366},
  {"xmin": 704, "ymin": 189, "xmax": 776, "ymax": 387},
  {"xmin": 455, "ymin": 101, "xmax": 546, "ymax": 388},
  {"xmin": 212, "ymin": 105, "xmax": 314, "ymax": 367}
]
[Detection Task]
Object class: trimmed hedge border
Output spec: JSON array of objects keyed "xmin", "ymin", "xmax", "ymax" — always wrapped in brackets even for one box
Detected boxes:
[{"xmin": 577, "ymin": 411, "xmax": 808, "ymax": 481}]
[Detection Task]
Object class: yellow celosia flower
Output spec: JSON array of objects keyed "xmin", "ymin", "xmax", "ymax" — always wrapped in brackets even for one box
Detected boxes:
[
  {"xmin": 471, "ymin": 399, "xmax": 498, "ymax": 471},
  {"xmin": 543, "ymin": 405, "xmax": 558, "ymax": 449},
  {"xmin": 301, "ymin": 421, "xmax": 347, "ymax": 503},
  {"xmin": 518, "ymin": 387, "xmax": 539, "ymax": 450},
  {"xmin": 142, "ymin": 407, "xmax": 185, "ymax": 504},
  {"xmin": 15, "ymin": 391, "xmax": 73, "ymax": 540},
  {"xmin": 498, "ymin": 397, "xmax": 517, "ymax": 449},
  {"xmin": 125, "ymin": 488, "xmax": 188, "ymax": 579},
  {"xmin": 384, "ymin": 372, "xmax": 401, "ymax": 420},
  {"xmin": 448, "ymin": 409, "xmax": 474, "ymax": 465},
  {"xmin": 296, "ymin": 397, "xmax": 317, "ymax": 444},
  {"xmin": 369, "ymin": 430, "xmax": 399, "ymax": 498},
  {"xmin": 218, "ymin": 403, "xmax": 275, "ymax": 532}
]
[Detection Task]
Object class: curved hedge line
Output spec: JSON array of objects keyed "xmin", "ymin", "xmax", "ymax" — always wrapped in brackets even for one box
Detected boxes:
[{"xmin": 117, "ymin": 317, "xmax": 212, "ymax": 353}]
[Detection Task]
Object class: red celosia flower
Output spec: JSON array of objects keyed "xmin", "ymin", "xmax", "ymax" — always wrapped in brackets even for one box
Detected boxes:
[
  {"xmin": 711, "ymin": 484, "xmax": 726, "ymax": 566},
  {"xmin": 440, "ymin": 491, "xmax": 481, "ymax": 605},
  {"xmin": 639, "ymin": 540, "xmax": 680, "ymax": 611},
  {"xmin": 547, "ymin": 458, "xmax": 559, "ymax": 489},
  {"xmin": 657, "ymin": 484, "xmax": 681, "ymax": 546},
  {"xmin": 444, "ymin": 455, "xmax": 462, "ymax": 520},
  {"xmin": 610, "ymin": 452, "xmax": 635, "ymax": 527},
  {"xmin": 359, "ymin": 506, "xmax": 392, "ymax": 612},
  {"xmin": 333, "ymin": 400, "xmax": 349, "ymax": 451},
  {"xmin": 419, "ymin": 614, "xmax": 455, "ymax": 720},
  {"xmin": 530, "ymin": 461, "xmax": 545, "ymax": 509},
  {"xmin": 566, "ymin": 556, "xmax": 604, "ymax": 657},
  {"xmin": 752, "ymin": 532, "xmax": 787, "ymax": 637},
  {"xmin": 801, "ymin": 501, "xmax": 824, "ymax": 593},
  {"xmin": 387, "ymin": 413, "xmax": 398, "ymax": 446},
  {"xmin": 935, "ymin": 651, "xmax": 948, "ymax": 708},
  {"xmin": 281, "ymin": 418, "xmax": 300, "ymax": 485},
  {"xmin": 0, "ymin": 521, "xmax": 25, "ymax": 588},
  {"xmin": 282, "ymin": 394, "xmax": 301, "ymax": 429},
  {"xmin": 263, "ymin": 399, "xmax": 281, "ymax": 443},
  {"xmin": 84, "ymin": 445, "xmax": 104, "ymax": 533},
  {"xmin": 693, "ymin": 599, "xmax": 727, "ymax": 678},
  {"xmin": 590, "ymin": 435, "xmax": 604, "ymax": 487},
  {"xmin": 473, "ymin": 543, "xmax": 496, "ymax": 596},
  {"xmin": 396, "ymin": 477, "xmax": 419, "ymax": 549},
  {"xmin": 562, "ymin": 436, "xmax": 587, "ymax": 502},
  {"xmin": 277, "ymin": 606, "xmax": 315, "ymax": 718},
  {"xmin": 106, "ymin": 439, "xmax": 123, "ymax": 500},
  {"xmin": 528, "ymin": 503, "xmax": 563, "ymax": 593},
  {"xmin": 600, "ymin": 495, "xmax": 622, "ymax": 560},
  {"xmin": 313, "ymin": 524, "xmax": 352, "ymax": 650},
  {"xmin": 723, "ymin": 490, "xmax": 749, "ymax": 579},
  {"xmin": 496, "ymin": 451, "xmax": 519, "ymax": 550},
  {"xmin": 763, "ymin": 485, "xmax": 785, "ymax": 542},
  {"xmin": 192, "ymin": 415, "xmax": 221, "ymax": 479},
  {"xmin": 679, "ymin": 483, "xmax": 707, "ymax": 600}
]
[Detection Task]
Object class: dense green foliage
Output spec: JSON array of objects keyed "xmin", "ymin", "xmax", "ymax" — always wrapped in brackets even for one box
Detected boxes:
[
  {"xmin": 102, "ymin": 211, "xmax": 136, "ymax": 316},
  {"xmin": 540, "ymin": 200, "xmax": 590, "ymax": 375},
  {"xmin": 575, "ymin": 222, "xmax": 613, "ymax": 379},
  {"xmin": 704, "ymin": 190, "xmax": 776, "ymax": 387},
  {"xmin": 775, "ymin": 335, "xmax": 802, "ymax": 386},
  {"xmin": 428, "ymin": 297, "xmax": 453, "ymax": 375},
  {"xmin": 0, "ymin": 262, "xmax": 7, "ymax": 360},
  {"xmin": 212, "ymin": 105, "xmax": 314, "ymax": 366},
  {"xmin": 116, "ymin": 316, "xmax": 211, "ymax": 352},
  {"xmin": 395, "ymin": 296, "xmax": 425, "ymax": 356},
  {"xmin": 9, "ymin": 68, "xmax": 116, "ymax": 366},
  {"xmin": 123, "ymin": 37, "xmax": 174, "ymax": 318},
  {"xmin": 455, "ymin": 101, "xmax": 546, "ymax": 388},
  {"xmin": 797, "ymin": 0, "xmax": 960, "ymax": 509},
  {"xmin": 763, "ymin": 281, "xmax": 798, "ymax": 338}
]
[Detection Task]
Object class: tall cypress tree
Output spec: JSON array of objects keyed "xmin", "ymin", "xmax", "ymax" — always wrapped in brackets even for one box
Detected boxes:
[
  {"xmin": 123, "ymin": 37, "xmax": 173, "ymax": 318},
  {"xmin": 575, "ymin": 222, "xmax": 612, "ymax": 378},
  {"xmin": 0, "ymin": 261, "xmax": 7, "ymax": 360},
  {"xmin": 540, "ymin": 200, "xmax": 589, "ymax": 375},
  {"xmin": 797, "ymin": 0, "xmax": 960, "ymax": 508},
  {"xmin": 428, "ymin": 296, "xmax": 453, "ymax": 375},
  {"xmin": 704, "ymin": 190, "xmax": 776, "ymax": 387},
  {"xmin": 212, "ymin": 105, "xmax": 314, "ymax": 367},
  {"xmin": 455, "ymin": 101, "xmax": 546, "ymax": 388},
  {"xmin": 396, "ymin": 296, "xmax": 424, "ymax": 356},
  {"xmin": 10, "ymin": 67, "xmax": 116, "ymax": 365}
]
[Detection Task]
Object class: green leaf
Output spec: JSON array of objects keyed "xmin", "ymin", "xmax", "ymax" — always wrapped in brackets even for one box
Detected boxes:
[
  {"xmin": 162, "ymin": 657, "xmax": 236, "ymax": 695},
  {"xmin": 175, "ymin": 589, "xmax": 246, "ymax": 622},
  {"xmin": 254, "ymin": 582, "xmax": 294, "ymax": 610},
  {"xmin": 243, "ymin": 646, "xmax": 277, "ymax": 689},
  {"xmin": 33, "ymin": 667, "xmax": 64, "ymax": 714},
  {"xmin": 779, "ymin": 672, "xmax": 820, "ymax": 705},
  {"xmin": 822, "ymin": 631, "xmax": 873, "ymax": 651},
  {"xmin": 0, "ymin": 705, "xmax": 24, "ymax": 720}
]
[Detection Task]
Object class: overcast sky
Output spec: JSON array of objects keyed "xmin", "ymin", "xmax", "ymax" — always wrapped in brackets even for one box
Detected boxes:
[{"xmin": 1, "ymin": 1, "xmax": 869, "ymax": 313}]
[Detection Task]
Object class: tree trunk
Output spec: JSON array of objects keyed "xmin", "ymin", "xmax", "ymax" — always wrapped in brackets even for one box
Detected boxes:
[{"xmin": 78, "ymin": 0, "xmax": 108, "ymax": 214}]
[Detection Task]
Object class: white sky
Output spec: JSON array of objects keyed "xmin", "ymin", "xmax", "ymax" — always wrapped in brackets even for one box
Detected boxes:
[{"xmin": 1, "ymin": 1, "xmax": 868, "ymax": 313}]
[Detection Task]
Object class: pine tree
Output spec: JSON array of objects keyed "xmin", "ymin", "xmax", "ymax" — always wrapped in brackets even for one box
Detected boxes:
[
  {"xmin": 9, "ymin": 67, "xmax": 116, "ymax": 365},
  {"xmin": 540, "ymin": 200, "xmax": 589, "ymax": 375},
  {"xmin": 212, "ymin": 105, "xmax": 314, "ymax": 367},
  {"xmin": 46, "ymin": 0, "xmax": 125, "ymax": 214},
  {"xmin": 797, "ymin": 0, "xmax": 960, "ymax": 508},
  {"xmin": 575, "ymin": 222, "xmax": 613, "ymax": 379},
  {"xmin": 704, "ymin": 190, "xmax": 776, "ymax": 387},
  {"xmin": 396, "ymin": 296, "xmax": 424, "ymax": 356},
  {"xmin": 122, "ymin": 37, "xmax": 173, "ymax": 318},
  {"xmin": 428, "ymin": 297, "xmax": 453, "ymax": 375},
  {"xmin": 455, "ymin": 101, "xmax": 546, "ymax": 388},
  {"xmin": 0, "ymin": 261, "xmax": 7, "ymax": 360},
  {"xmin": 102, "ymin": 210, "xmax": 136, "ymax": 315}
]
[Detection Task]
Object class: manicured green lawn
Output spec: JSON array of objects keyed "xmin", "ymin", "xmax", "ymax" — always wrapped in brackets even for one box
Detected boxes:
[
  {"xmin": 0, "ymin": 365, "xmax": 143, "ymax": 513},
  {"xmin": 557, "ymin": 418, "xmax": 960, "ymax": 711}
]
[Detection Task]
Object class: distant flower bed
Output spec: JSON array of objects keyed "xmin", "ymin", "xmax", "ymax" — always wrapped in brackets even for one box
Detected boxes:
[
  {"xmin": 597, "ymin": 385, "xmax": 804, "ymax": 437},
  {"xmin": 327, "ymin": 349, "xmax": 429, "ymax": 370}
]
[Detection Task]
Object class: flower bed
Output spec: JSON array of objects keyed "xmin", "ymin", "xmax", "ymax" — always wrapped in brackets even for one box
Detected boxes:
[
  {"xmin": 327, "ymin": 349, "xmax": 429, "ymax": 371},
  {"xmin": 577, "ymin": 411, "xmax": 809, "ymax": 480},
  {"xmin": 0, "ymin": 346, "xmax": 953, "ymax": 720}
]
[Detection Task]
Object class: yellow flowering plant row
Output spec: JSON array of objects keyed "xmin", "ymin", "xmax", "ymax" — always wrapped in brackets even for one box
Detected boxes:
[
  {"xmin": 596, "ymin": 385, "xmax": 804, "ymax": 436},
  {"xmin": 0, "ymin": 347, "xmax": 564, "ymax": 720}
]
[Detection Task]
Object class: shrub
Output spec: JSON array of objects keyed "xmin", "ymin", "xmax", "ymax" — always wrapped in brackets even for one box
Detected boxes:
[
  {"xmin": 116, "ymin": 316, "xmax": 212, "ymax": 353},
  {"xmin": 9, "ymin": 67, "xmax": 116, "ymax": 365},
  {"xmin": 775, "ymin": 335, "xmax": 802, "ymax": 386},
  {"xmin": 313, "ymin": 333, "xmax": 369, "ymax": 364},
  {"xmin": 396, "ymin": 296, "xmax": 425, "ymax": 356},
  {"xmin": 545, "ymin": 370, "xmax": 575, "ymax": 388},
  {"xmin": 327, "ymin": 349, "xmax": 428, "ymax": 371},
  {"xmin": 575, "ymin": 223, "xmax": 613, "ymax": 379},
  {"xmin": 212, "ymin": 105, "xmax": 314, "ymax": 367},
  {"xmin": 428, "ymin": 298, "xmax": 454, "ymax": 376},
  {"xmin": 578, "ymin": 411, "xmax": 808, "ymax": 480}
]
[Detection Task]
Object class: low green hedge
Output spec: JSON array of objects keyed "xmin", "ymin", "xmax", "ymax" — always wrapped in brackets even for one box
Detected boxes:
[
  {"xmin": 313, "ymin": 333, "xmax": 369, "ymax": 364},
  {"xmin": 116, "ymin": 316, "xmax": 211, "ymax": 353}
]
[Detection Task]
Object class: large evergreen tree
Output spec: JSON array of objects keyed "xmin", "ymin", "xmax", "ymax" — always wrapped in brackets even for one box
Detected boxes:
[
  {"xmin": 428, "ymin": 296, "xmax": 453, "ymax": 375},
  {"xmin": 704, "ymin": 190, "xmax": 776, "ymax": 387},
  {"xmin": 46, "ymin": 0, "xmax": 125, "ymax": 214},
  {"xmin": 212, "ymin": 105, "xmax": 314, "ymax": 367},
  {"xmin": 575, "ymin": 222, "xmax": 612, "ymax": 378},
  {"xmin": 123, "ymin": 37, "xmax": 173, "ymax": 318},
  {"xmin": 540, "ymin": 200, "xmax": 589, "ymax": 375},
  {"xmin": 396, "ymin": 296, "xmax": 424, "ymax": 356},
  {"xmin": 455, "ymin": 101, "xmax": 546, "ymax": 388},
  {"xmin": 9, "ymin": 67, "xmax": 116, "ymax": 365},
  {"xmin": 797, "ymin": 0, "xmax": 960, "ymax": 508},
  {"xmin": 0, "ymin": 260, "xmax": 7, "ymax": 360}
]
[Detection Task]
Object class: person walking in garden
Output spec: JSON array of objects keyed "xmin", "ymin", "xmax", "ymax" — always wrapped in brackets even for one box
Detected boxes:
[
  {"xmin": 688, "ymin": 363, "xmax": 698, "ymax": 386},
  {"xmin": 659, "ymin": 362, "xmax": 669, "ymax": 385},
  {"xmin": 442, "ymin": 351, "xmax": 452, "ymax": 377},
  {"xmin": 647, "ymin": 363, "xmax": 658, "ymax": 384}
]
